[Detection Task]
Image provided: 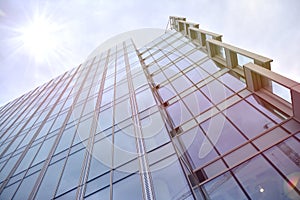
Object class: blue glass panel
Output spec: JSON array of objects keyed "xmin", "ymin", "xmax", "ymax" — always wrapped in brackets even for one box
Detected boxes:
[
  {"xmin": 234, "ymin": 155, "xmax": 298, "ymax": 199},
  {"xmin": 202, "ymin": 171, "xmax": 247, "ymax": 199}
]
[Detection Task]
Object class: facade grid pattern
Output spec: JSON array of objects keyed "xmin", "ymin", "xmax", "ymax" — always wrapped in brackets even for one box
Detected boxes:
[{"xmin": 0, "ymin": 17, "xmax": 299, "ymax": 200}]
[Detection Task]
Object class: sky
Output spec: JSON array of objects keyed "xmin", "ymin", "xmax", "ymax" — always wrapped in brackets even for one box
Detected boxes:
[{"xmin": 0, "ymin": 0, "xmax": 299, "ymax": 107}]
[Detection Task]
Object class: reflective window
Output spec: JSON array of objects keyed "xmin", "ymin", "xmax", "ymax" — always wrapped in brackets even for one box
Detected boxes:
[
  {"xmin": 219, "ymin": 73, "xmax": 245, "ymax": 92},
  {"xmin": 113, "ymin": 173, "xmax": 142, "ymax": 200},
  {"xmin": 166, "ymin": 51, "xmax": 180, "ymax": 61},
  {"xmin": 164, "ymin": 65, "xmax": 179, "ymax": 78},
  {"xmin": 148, "ymin": 64, "xmax": 160, "ymax": 74},
  {"xmin": 201, "ymin": 113, "xmax": 246, "ymax": 154},
  {"xmin": 171, "ymin": 76, "xmax": 192, "ymax": 94},
  {"xmin": 185, "ymin": 67, "xmax": 209, "ymax": 84},
  {"xmin": 234, "ymin": 155, "xmax": 298, "ymax": 199},
  {"xmin": 201, "ymin": 60, "xmax": 220, "ymax": 74},
  {"xmin": 237, "ymin": 53, "xmax": 254, "ymax": 67},
  {"xmin": 187, "ymin": 50, "xmax": 206, "ymax": 63},
  {"xmin": 85, "ymin": 186, "xmax": 110, "ymax": 200},
  {"xmin": 141, "ymin": 112, "xmax": 170, "ymax": 152},
  {"xmin": 179, "ymin": 44, "xmax": 194, "ymax": 54},
  {"xmin": 92, "ymin": 135, "xmax": 113, "ymax": 170},
  {"xmin": 54, "ymin": 126, "xmax": 76, "ymax": 154},
  {"xmin": 175, "ymin": 58, "xmax": 191, "ymax": 70},
  {"xmin": 201, "ymin": 79, "xmax": 233, "ymax": 104},
  {"xmin": 202, "ymin": 171, "xmax": 247, "ymax": 199},
  {"xmin": 183, "ymin": 90, "xmax": 212, "ymax": 116},
  {"xmin": 56, "ymin": 149, "xmax": 85, "ymax": 196},
  {"xmin": 88, "ymin": 156, "xmax": 110, "ymax": 181},
  {"xmin": 35, "ymin": 159, "xmax": 65, "ymax": 199},
  {"xmin": 225, "ymin": 100, "xmax": 274, "ymax": 139},
  {"xmin": 158, "ymin": 83, "xmax": 176, "ymax": 102},
  {"xmin": 253, "ymin": 127, "xmax": 288, "ymax": 150},
  {"xmin": 85, "ymin": 172, "xmax": 110, "ymax": 197},
  {"xmin": 114, "ymin": 99, "xmax": 131, "ymax": 123},
  {"xmin": 98, "ymin": 107, "xmax": 113, "ymax": 131},
  {"xmin": 283, "ymin": 119, "xmax": 300, "ymax": 134},
  {"xmin": 152, "ymin": 72, "xmax": 166, "ymax": 84},
  {"xmin": 246, "ymin": 95, "xmax": 283, "ymax": 123},
  {"xmin": 157, "ymin": 57, "xmax": 170, "ymax": 67},
  {"xmin": 178, "ymin": 126, "xmax": 218, "ymax": 169},
  {"xmin": 166, "ymin": 100, "xmax": 192, "ymax": 127},
  {"xmin": 13, "ymin": 172, "xmax": 39, "ymax": 200},
  {"xmin": 136, "ymin": 89, "xmax": 156, "ymax": 112},
  {"xmin": 150, "ymin": 155, "xmax": 191, "ymax": 199},
  {"xmin": 114, "ymin": 126, "xmax": 137, "ymax": 168},
  {"xmin": 264, "ymin": 137, "xmax": 300, "ymax": 191}
]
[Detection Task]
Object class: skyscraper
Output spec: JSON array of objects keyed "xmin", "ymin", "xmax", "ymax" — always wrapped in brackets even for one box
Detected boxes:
[{"xmin": 0, "ymin": 16, "xmax": 299, "ymax": 199}]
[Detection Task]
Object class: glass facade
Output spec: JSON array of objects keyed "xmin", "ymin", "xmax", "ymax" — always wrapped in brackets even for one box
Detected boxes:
[{"xmin": 0, "ymin": 17, "xmax": 299, "ymax": 200}]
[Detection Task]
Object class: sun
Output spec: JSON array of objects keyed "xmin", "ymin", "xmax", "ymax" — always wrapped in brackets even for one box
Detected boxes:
[{"xmin": 19, "ymin": 16, "xmax": 60, "ymax": 62}]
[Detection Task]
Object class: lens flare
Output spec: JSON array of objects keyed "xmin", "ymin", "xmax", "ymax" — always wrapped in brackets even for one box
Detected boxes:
[{"xmin": 19, "ymin": 16, "xmax": 60, "ymax": 62}]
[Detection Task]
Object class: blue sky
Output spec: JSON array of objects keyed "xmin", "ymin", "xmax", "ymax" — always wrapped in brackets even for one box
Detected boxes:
[{"xmin": 0, "ymin": 0, "xmax": 299, "ymax": 106}]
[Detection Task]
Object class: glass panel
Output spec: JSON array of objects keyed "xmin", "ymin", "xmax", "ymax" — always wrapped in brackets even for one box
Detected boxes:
[
  {"xmin": 132, "ymin": 74, "xmax": 147, "ymax": 90},
  {"xmin": 136, "ymin": 89, "xmax": 156, "ymax": 112},
  {"xmin": 264, "ymin": 137, "xmax": 300, "ymax": 191},
  {"xmin": 141, "ymin": 112, "xmax": 170, "ymax": 152},
  {"xmin": 224, "ymin": 143, "xmax": 257, "ymax": 167},
  {"xmin": 237, "ymin": 53, "xmax": 254, "ymax": 67},
  {"xmin": 85, "ymin": 186, "xmax": 110, "ymax": 200},
  {"xmin": 171, "ymin": 76, "xmax": 192, "ymax": 94},
  {"xmin": 203, "ymin": 159, "xmax": 227, "ymax": 179},
  {"xmin": 246, "ymin": 95, "xmax": 283, "ymax": 123},
  {"xmin": 166, "ymin": 51, "xmax": 180, "ymax": 61},
  {"xmin": 92, "ymin": 136, "xmax": 113, "ymax": 169},
  {"xmin": 179, "ymin": 44, "xmax": 194, "ymax": 54},
  {"xmin": 54, "ymin": 126, "xmax": 76, "ymax": 154},
  {"xmin": 85, "ymin": 172, "xmax": 110, "ymax": 197},
  {"xmin": 201, "ymin": 60, "xmax": 220, "ymax": 75},
  {"xmin": 202, "ymin": 171, "xmax": 247, "ymax": 199},
  {"xmin": 253, "ymin": 127, "xmax": 288, "ymax": 150},
  {"xmin": 201, "ymin": 113, "xmax": 246, "ymax": 154},
  {"xmin": 114, "ymin": 126, "xmax": 137, "ymax": 168},
  {"xmin": 187, "ymin": 50, "xmax": 206, "ymax": 63},
  {"xmin": 157, "ymin": 57, "xmax": 170, "ymax": 67},
  {"xmin": 158, "ymin": 83, "xmax": 176, "ymax": 102},
  {"xmin": 166, "ymin": 100, "xmax": 192, "ymax": 127},
  {"xmin": 148, "ymin": 64, "xmax": 159, "ymax": 74},
  {"xmin": 283, "ymin": 119, "xmax": 300, "ymax": 134},
  {"xmin": 267, "ymin": 81, "xmax": 292, "ymax": 103},
  {"xmin": 88, "ymin": 156, "xmax": 110, "ymax": 181},
  {"xmin": 178, "ymin": 126, "xmax": 218, "ymax": 170},
  {"xmin": 217, "ymin": 46, "xmax": 226, "ymax": 59},
  {"xmin": 175, "ymin": 58, "xmax": 191, "ymax": 70},
  {"xmin": 115, "ymin": 82, "xmax": 128, "ymax": 99},
  {"xmin": 13, "ymin": 172, "xmax": 39, "ymax": 200},
  {"xmin": 150, "ymin": 155, "xmax": 191, "ymax": 200},
  {"xmin": 97, "ymin": 107, "xmax": 113, "ymax": 131},
  {"xmin": 234, "ymin": 155, "xmax": 299, "ymax": 199},
  {"xmin": 152, "ymin": 72, "xmax": 166, "ymax": 84},
  {"xmin": 101, "ymin": 89, "xmax": 114, "ymax": 106},
  {"xmin": 0, "ymin": 181, "xmax": 19, "ymax": 200},
  {"xmin": 225, "ymin": 100, "xmax": 274, "ymax": 139},
  {"xmin": 219, "ymin": 73, "xmax": 245, "ymax": 92},
  {"xmin": 35, "ymin": 159, "xmax": 65, "ymax": 199},
  {"xmin": 114, "ymin": 99, "xmax": 131, "ymax": 124},
  {"xmin": 56, "ymin": 149, "xmax": 85, "ymax": 196},
  {"xmin": 112, "ymin": 173, "xmax": 142, "ymax": 200},
  {"xmin": 183, "ymin": 90, "xmax": 212, "ymax": 116},
  {"xmin": 163, "ymin": 65, "xmax": 179, "ymax": 79},
  {"xmin": 185, "ymin": 67, "xmax": 209, "ymax": 84},
  {"xmin": 201, "ymin": 79, "xmax": 233, "ymax": 104}
]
